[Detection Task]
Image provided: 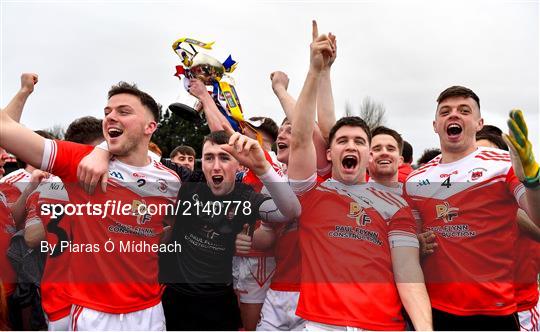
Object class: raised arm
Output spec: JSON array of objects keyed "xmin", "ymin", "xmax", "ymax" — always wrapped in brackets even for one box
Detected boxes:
[
  {"xmin": 4, "ymin": 73, "xmax": 38, "ymax": 123},
  {"xmin": 316, "ymin": 33, "xmax": 337, "ymax": 141},
  {"xmin": 221, "ymin": 131, "xmax": 300, "ymax": 221},
  {"xmin": 189, "ymin": 78, "xmax": 233, "ymax": 132},
  {"xmin": 504, "ymin": 110, "xmax": 540, "ymax": 227},
  {"xmin": 271, "ymin": 71, "xmax": 330, "ymax": 174},
  {"xmin": 0, "ymin": 76, "xmax": 45, "ymax": 169},
  {"xmin": 288, "ymin": 20, "xmax": 334, "ymax": 181}
]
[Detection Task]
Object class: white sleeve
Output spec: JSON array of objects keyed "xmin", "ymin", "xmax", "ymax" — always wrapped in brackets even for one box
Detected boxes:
[
  {"xmin": 257, "ymin": 167, "xmax": 301, "ymax": 222},
  {"xmin": 40, "ymin": 139, "xmax": 57, "ymax": 172},
  {"xmin": 289, "ymin": 173, "xmax": 318, "ymax": 195}
]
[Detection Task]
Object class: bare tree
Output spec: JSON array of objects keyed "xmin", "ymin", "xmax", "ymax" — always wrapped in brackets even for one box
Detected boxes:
[
  {"xmin": 344, "ymin": 96, "xmax": 386, "ymax": 130},
  {"xmin": 45, "ymin": 124, "xmax": 66, "ymax": 139},
  {"xmin": 359, "ymin": 96, "xmax": 386, "ymax": 130}
]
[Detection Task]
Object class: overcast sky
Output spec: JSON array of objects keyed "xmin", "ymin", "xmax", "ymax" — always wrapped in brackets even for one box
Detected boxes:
[{"xmin": 1, "ymin": 0, "xmax": 538, "ymax": 160}]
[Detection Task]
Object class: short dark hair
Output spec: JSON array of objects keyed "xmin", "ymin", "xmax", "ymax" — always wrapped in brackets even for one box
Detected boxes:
[
  {"xmin": 328, "ymin": 116, "xmax": 371, "ymax": 146},
  {"xmin": 202, "ymin": 130, "xmax": 230, "ymax": 146},
  {"xmin": 170, "ymin": 145, "xmax": 196, "ymax": 159},
  {"xmin": 248, "ymin": 117, "xmax": 279, "ymax": 142},
  {"xmin": 65, "ymin": 116, "xmax": 104, "ymax": 144},
  {"xmin": 476, "ymin": 125, "xmax": 508, "ymax": 151},
  {"xmin": 402, "ymin": 140, "xmax": 413, "ymax": 164},
  {"xmin": 34, "ymin": 130, "xmax": 57, "ymax": 140},
  {"xmin": 18, "ymin": 130, "xmax": 57, "ymax": 168},
  {"xmin": 417, "ymin": 148, "xmax": 441, "ymax": 166},
  {"xmin": 371, "ymin": 126, "xmax": 404, "ymax": 154},
  {"xmin": 437, "ymin": 86, "xmax": 480, "ymax": 109},
  {"xmin": 108, "ymin": 82, "xmax": 161, "ymax": 121}
]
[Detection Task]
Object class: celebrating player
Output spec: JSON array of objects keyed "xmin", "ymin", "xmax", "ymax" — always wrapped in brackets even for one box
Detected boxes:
[
  {"xmin": 0, "ymin": 76, "xmax": 180, "ymax": 330},
  {"xmin": 405, "ymin": 86, "xmax": 540, "ymax": 330},
  {"xmin": 286, "ymin": 21, "xmax": 432, "ymax": 330}
]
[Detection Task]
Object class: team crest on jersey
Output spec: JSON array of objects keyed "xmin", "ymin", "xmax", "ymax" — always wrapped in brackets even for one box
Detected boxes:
[
  {"xmin": 348, "ymin": 202, "xmax": 372, "ymax": 227},
  {"xmin": 131, "ymin": 199, "xmax": 152, "ymax": 225},
  {"xmin": 435, "ymin": 202, "xmax": 459, "ymax": 223},
  {"xmin": 468, "ymin": 167, "xmax": 487, "ymax": 182},
  {"xmin": 157, "ymin": 179, "xmax": 168, "ymax": 193}
]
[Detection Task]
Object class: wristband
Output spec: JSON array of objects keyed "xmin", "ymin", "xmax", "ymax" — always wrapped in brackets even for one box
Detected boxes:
[{"xmin": 522, "ymin": 169, "xmax": 540, "ymax": 188}]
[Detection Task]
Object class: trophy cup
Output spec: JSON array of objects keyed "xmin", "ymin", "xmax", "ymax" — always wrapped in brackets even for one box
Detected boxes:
[{"xmin": 168, "ymin": 38, "xmax": 245, "ymax": 132}]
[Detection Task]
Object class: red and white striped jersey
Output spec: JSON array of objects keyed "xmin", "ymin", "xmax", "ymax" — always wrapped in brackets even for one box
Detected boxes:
[
  {"xmin": 25, "ymin": 175, "xmax": 72, "ymax": 320},
  {"xmin": 0, "ymin": 168, "xmax": 31, "ymax": 203},
  {"xmin": 405, "ymin": 146, "xmax": 525, "ymax": 316},
  {"xmin": 293, "ymin": 176, "xmax": 418, "ymax": 330},
  {"xmin": 40, "ymin": 139, "xmax": 180, "ymax": 314},
  {"xmin": 0, "ymin": 191, "xmax": 16, "ymax": 296}
]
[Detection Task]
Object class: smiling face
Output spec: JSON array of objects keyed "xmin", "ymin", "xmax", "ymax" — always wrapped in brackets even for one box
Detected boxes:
[
  {"xmin": 327, "ymin": 125, "xmax": 370, "ymax": 185},
  {"xmin": 202, "ymin": 140, "xmax": 239, "ymax": 196},
  {"xmin": 369, "ymin": 134, "xmax": 403, "ymax": 182},
  {"xmin": 103, "ymin": 93, "xmax": 156, "ymax": 159},
  {"xmin": 276, "ymin": 120, "xmax": 292, "ymax": 164},
  {"xmin": 433, "ymin": 96, "xmax": 483, "ymax": 158}
]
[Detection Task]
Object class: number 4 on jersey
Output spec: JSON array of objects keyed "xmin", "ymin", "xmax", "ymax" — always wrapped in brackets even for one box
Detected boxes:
[{"xmin": 441, "ymin": 176, "xmax": 452, "ymax": 188}]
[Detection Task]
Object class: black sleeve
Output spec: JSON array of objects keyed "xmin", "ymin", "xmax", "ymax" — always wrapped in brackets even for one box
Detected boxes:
[
  {"xmin": 161, "ymin": 158, "xmax": 193, "ymax": 182},
  {"xmin": 236, "ymin": 183, "xmax": 271, "ymax": 221}
]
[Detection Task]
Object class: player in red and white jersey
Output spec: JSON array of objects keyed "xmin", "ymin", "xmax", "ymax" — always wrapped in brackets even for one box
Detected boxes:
[
  {"xmin": 233, "ymin": 118, "xmax": 281, "ymax": 330},
  {"xmin": 475, "ymin": 127, "xmax": 540, "ymax": 331},
  {"xmin": 405, "ymin": 86, "xmax": 540, "ymax": 330},
  {"xmin": 235, "ymin": 118, "xmax": 310, "ymax": 331},
  {"xmin": 282, "ymin": 21, "xmax": 431, "ymax": 331},
  {"xmin": 0, "ymin": 168, "xmax": 31, "ymax": 203},
  {"xmin": 513, "ymin": 211, "xmax": 540, "ymax": 331},
  {"xmin": 0, "ymin": 78, "xmax": 180, "ymax": 330},
  {"xmin": 0, "ymin": 192, "xmax": 16, "ymax": 303},
  {"xmin": 22, "ymin": 116, "xmax": 105, "ymax": 331},
  {"xmin": 24, "ymin": 175, "xmax": 72, "ymax": 330}
]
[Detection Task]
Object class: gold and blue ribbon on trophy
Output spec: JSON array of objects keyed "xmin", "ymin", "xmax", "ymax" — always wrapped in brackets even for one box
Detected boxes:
[{"xmin": 172, "ymin": 37, "xmax": 258, "ymax": 139}]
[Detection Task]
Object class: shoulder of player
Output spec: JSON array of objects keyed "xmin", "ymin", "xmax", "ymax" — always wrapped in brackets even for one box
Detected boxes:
[
  {"xmin": 406, "ymin": 156, "xmax": 441, "ymax": 180},
  {"xmin": 0, "ymin": 168, "xmax": 31, "ymax": 184},
  {"xmin": 473, "ymin": 146, "xmax": 511, "ymax": 162},
  {"xmin": 365, "ymin": 185, "xmax": 409, "ymax": 210},
  {"xmin": 151, "ymin": 160, "xmax": 181, "ymax": 180}
]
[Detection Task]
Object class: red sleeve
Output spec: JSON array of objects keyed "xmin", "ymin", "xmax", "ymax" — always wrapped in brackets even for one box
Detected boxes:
[
  {"xmin": 41, "ymin": 139, "xmax": 94, "ymax": 183},
  {"xmin": 242, "ymin": 150, "xmax": 278, "ymax": 193},
  {"xmin": 506, "ymin": 166, "xmax": 525, "ymax": 202}
]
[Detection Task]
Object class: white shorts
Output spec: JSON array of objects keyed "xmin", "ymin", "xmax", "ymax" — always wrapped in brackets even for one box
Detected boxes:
[
  {"xmin": 233, "ymin": 256, "xmax": 276, "ymax": 304},
  {"xmin": 256, "ymin": 289, "xmax": 305, "ymax": 331},
  {"xmin": 304, "ymin": 320, "xmax": 365, "ymax": 331},
  {"xmin": 518, "ymin": 298, "xmax": 540, "ymax": 331},
  {"xmin": 47, "ymin": 314, "xmax": 69, "ymax": 331},
  {"xmin": 68, "ymin": 302, "xmax": 165, "ymax": 331}
]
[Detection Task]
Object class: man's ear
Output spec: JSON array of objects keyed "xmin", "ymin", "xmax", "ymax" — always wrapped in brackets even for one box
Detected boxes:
[
  {"xmin": 398, "ymin": 156, "xmax": 404, "ymax": 167},
  {"xmin": 145, "ymin": 121, "xmax": 157, "ymax": 135},
  {"xmin": 326, "ymin": 148, "xmax": 331, "ymax": 162}
]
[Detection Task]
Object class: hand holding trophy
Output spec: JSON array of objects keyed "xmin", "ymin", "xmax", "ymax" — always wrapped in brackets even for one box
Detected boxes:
[{"xmin": 168, "ymin": 37, "xmax": 245, "ymax": 132}]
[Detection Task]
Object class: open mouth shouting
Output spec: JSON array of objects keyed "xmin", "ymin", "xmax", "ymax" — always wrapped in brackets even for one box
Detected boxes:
[
  {"xmin": 212, "ymin": 175, "xmax": 224, "ymax": 186},
  {"xmin": 446, "ymin": 123, "xmax": 463, "ymax": 141},
  {"xmin": 341, "ymin": 155, "xmax": 359, "ymax": 173}
]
